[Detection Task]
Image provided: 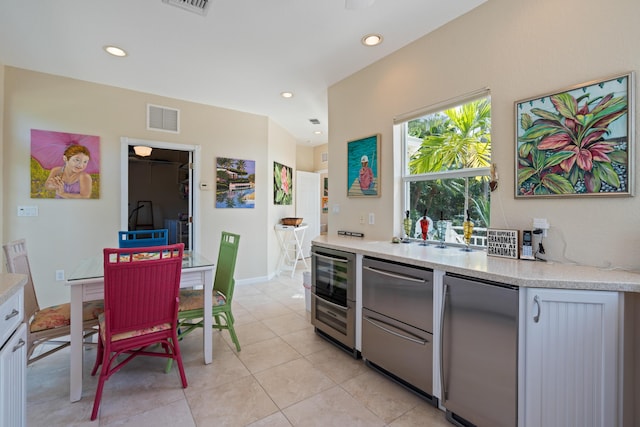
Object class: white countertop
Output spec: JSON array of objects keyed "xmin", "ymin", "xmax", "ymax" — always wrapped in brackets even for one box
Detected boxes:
[
  {"xmin": 0, "ymin": 273, "xmax": 27, "ymax": 305},
  {"xmin": 313, "ymin": 235, "xmax": 640, "ymax": 293}
]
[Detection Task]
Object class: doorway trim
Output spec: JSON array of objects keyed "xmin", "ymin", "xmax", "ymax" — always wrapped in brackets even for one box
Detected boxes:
[{"xmin": 120, "ymin": 137, "xmax": 201, "ymax": 253}]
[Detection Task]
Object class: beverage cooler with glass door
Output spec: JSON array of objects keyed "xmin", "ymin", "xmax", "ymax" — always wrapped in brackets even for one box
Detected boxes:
[{"xmin": 310, "ymin": 245, "xmax": 358, "ymax": 357}]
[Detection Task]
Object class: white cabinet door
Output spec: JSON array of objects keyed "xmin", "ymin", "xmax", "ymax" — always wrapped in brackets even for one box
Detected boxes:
[
  {"xmin": 0, "ymin": 322, "xmax": 27, "ymax": 427},
  {"xmin": 523, "ymin": 288, "xmax": 619, "ymax": 427}
]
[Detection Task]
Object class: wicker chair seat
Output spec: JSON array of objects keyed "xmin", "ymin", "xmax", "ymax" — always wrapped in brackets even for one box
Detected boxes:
[{"xmin": 30, "ymin": 301, "xmax": 103, "ymax": 333}]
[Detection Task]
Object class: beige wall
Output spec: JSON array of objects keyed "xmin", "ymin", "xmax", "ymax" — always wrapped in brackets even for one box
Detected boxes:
[
  {"xmin": 295, "ymin": 145, "xmax": 314, "ymax": 172},
  {"xmin": 2, "ymin": 67, "xmax": 296, "ymax": 306},
  {"xmin": 313, "ymin": 144, "xmax": 328, "ymax": 173},
  {"xmin": 328, "ymin": 0, "xmax": 640, "ymax": 269},
  {"xmin": 268, "ymin": 120, "xmax": 298, "ymax": 271},
  {"xmin": 294, "ymin": 143, "xmax": 329, "ymax": 174}
]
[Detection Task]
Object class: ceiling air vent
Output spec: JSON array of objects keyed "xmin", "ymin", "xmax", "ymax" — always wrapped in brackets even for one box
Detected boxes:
[
  {"xmin": 309, "ymin": 118, "xmax": 321, "ymax": 125},
  {"xmin": 147, "ymin": 104, "xmax": 180, "ymax": 133},
  {"xmin": 162, "ymin": 0, "xmax": 210, "ymax": 16}
]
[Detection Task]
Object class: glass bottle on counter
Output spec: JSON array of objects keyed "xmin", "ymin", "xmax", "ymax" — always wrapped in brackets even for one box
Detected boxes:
[
  {"xmin": 419, "ymin": 210, "xmax": 430, "ymax": 246},
  {"xmin": 462, "ymin": 209, "xmax": 474, "ymax": 252},
  {"xmin": 436, "ymin": 211, "xmax": 447, "ymax": 248},
  {"xmin": 403, "ymin": 210, "xmax": 412, "ymax": 243}
]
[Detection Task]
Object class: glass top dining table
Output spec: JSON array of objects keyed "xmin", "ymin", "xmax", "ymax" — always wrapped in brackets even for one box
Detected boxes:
[
  {"xmin": 67, "ymin": 250, "xmax": 214, "ymax": 281},
  {"xmin": 65, "ymin": 250, "xmax": 215, "ymax": 402}
]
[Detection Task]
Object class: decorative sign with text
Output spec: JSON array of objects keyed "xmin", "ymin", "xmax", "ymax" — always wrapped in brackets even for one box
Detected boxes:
[{"xmin": 486, "ymin": 229, "xmax": 519, "ymax": 259}]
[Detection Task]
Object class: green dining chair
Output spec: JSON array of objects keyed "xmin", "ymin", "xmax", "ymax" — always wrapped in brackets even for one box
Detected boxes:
[{"xmin": 171, "ymin": 232, "xmax": 241, "ymax": 366}]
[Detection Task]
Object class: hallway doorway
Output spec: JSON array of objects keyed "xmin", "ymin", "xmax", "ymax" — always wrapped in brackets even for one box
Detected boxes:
[{"xmin": 120, "ymin": 137, "xmax": 201, "ymax": 252}]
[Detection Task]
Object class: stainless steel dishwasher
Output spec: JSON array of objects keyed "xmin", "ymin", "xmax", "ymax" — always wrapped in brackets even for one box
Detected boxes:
[
  {"xmin": 362, "ymin": 257, "xmax": 436, "ymax": 403},
  {"xmin": 441, "ymin": 273, "xmax": 519, "ymax": 427}
]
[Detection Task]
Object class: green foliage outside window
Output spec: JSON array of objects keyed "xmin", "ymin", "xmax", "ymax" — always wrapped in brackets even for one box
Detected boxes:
[{"xmin": 404, "ymin": 98, "xmax": 491, "ymax": 243}]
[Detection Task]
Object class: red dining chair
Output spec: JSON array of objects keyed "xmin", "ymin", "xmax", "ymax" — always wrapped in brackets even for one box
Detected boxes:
[{"xmin": 90, "ymin": 243, "xmax": 187, "ymax": 421}]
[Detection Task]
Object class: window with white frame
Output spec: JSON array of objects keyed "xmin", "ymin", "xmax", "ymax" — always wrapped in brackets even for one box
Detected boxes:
[{"xmin": 397, "ymin": 91, "xmax": 491, "ymax": 247}]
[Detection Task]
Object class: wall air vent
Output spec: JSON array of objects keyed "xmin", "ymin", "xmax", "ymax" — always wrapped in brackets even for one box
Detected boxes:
[
  {"xmin": 309, "ymin": 118, "xmax": 321, "ymax": 125},
  {"xmin": 162, "ymin": 0, "xmax": 210, "ymax": 16},
  {"xmin": 147, "ymin": 104, "xmax": 180, "ymax": 133}
]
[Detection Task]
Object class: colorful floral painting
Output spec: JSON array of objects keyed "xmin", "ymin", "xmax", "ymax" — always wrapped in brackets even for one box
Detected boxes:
[
  {"xmin": 515, "ymin": 73, "xmax": 633, "ymax": 198},
  {"xmin": 31, "ymin": 129, "xmax": 100, "ymax": 199},
  {"xmin": 274, "ymin": 161, "xmax": 292, "ymax": 205}
]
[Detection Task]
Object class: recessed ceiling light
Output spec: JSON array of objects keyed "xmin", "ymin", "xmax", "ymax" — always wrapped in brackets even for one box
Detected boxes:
[
  {"xmin": 104, "ymin": 45, "xmax": 127, "ymax": 57},
  {"xmin": 361, "ymin": 34, "xmax": 383, "ymax": 47},
  {"xmin": 314, "ymin": 130, "xmax": 322, "ymax": 135},
  {"xmin": 281, "ymin": 91, "xmax": 294, "ymax": 99}
]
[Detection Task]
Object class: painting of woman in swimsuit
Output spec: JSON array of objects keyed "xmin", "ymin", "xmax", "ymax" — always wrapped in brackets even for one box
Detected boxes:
[{"xmin": 30, "ymin": 129, "xmax": 100, "ymax": 199}]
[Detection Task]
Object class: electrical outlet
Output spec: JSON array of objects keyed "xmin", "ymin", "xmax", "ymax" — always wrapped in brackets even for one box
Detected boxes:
[
  {"xmin": 533, "ymin": 218, "xmax": 549, "ymax": 229},
  {"xmin": 359, "ymin": 214, "xmax": 365, "ymax": 225},
  {"xmin": 369, "ymin": 213, "xmax": 375, "ymax": 225},
  {"xmin": 533, "ymin": 218, "xmax": 549, "ymax": 237},
  {"xmin": 55, "ymin": 270, "xmax": 65, "ymax": 281}
]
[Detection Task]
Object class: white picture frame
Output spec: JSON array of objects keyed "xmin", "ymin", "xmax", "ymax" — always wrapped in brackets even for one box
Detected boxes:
[{"xmin": 486, "ymin": 229, "xmax": 519, "ymax": 259}]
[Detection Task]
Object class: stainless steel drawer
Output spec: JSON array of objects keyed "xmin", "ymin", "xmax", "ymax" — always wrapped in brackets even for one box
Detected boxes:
[
  {"xmin": 362, "ymin": 307, "xmax": 433, "ymax": 395},
  {"xmin": 311, "ymin": 293, "xmax": 355, "ymax": 349},
  {"xmin": 362, "ymin": 257, "xmax": 433, "ymax": 332}
]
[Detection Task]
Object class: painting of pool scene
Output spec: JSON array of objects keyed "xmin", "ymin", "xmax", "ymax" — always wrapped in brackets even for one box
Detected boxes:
[
  {"xmin": 348, "ymin": 134, "xmax": 379, "ymax": 197},
  {"xmin": 216, "ymin": 157, "xmax": 255, "ymax": 208}
]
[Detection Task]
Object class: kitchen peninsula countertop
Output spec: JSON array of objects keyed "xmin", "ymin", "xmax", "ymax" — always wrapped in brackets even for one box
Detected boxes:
[
  {"xmin": 312, "ymin": 235, "xmax": 640, "ymax": 293},
  {"xmin": 0, "ymin": 273, "xmax": 27, "ymax": 305}
]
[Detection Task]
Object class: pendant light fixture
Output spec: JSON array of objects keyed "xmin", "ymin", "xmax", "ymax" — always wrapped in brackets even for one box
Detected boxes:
[{"xmin": 133, "ymin": 146, "xmax": 152, "ymax": 157}]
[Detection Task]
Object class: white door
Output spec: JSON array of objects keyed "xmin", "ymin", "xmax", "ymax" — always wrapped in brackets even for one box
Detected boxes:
[{"xmin": 295, "ymin": 171, "xmax": 320, "ymax": 258}]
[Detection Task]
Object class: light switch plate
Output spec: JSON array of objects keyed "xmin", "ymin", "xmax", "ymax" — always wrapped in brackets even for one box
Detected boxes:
[{"xmin": 17, "ymin": 206, "xmax": 38, "ymax": 217}]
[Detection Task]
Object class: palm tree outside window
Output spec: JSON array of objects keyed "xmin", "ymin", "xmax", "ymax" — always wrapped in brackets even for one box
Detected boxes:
[{"xmin": 399, "ymin": 93, "xmax": 492, "ymax": 247}]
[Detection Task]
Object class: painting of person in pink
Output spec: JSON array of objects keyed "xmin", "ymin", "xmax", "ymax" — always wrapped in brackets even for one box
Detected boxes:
[
  {"xmin": 359, "ymin": 155, "xmax": 374, "ymax": 191},
  {"xmin": 347, "ymin": 135, "xmax": 378, "ymax": 197},
  {"xmin": 44, "ymin": 144, "xmax": 93, "ymax": 198},
  {"xmin": 31, "ymin": 129, "xmax": 100, "ymax": 199}
]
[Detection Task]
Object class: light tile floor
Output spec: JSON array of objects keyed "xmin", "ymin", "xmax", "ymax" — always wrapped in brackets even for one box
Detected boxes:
[{"xmin": 26, "ymin": 269, "xmax": 451, "ymax": 426}]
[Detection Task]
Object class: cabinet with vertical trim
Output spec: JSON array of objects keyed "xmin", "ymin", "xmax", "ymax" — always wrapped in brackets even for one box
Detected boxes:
[
  {"xmin": 523, "ymin": 288, "xmax": 619, "ymax": 427},
  {"xmin": 0, "ymin": 286, "xmax": 26, "ymax": 427}
]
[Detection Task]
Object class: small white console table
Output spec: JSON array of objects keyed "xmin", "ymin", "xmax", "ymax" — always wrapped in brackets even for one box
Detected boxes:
[{"xmin": 274, "ymin": 223, "xmax": 309, "ymax": 277}]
